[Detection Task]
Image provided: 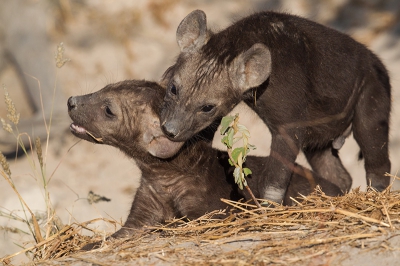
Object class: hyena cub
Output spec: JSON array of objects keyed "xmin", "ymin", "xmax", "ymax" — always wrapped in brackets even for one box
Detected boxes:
[
  {"xmin": 68, "ymin": 80, "xmax": 342, "ymax": 250},
  {"xmin": 160, "ymin": 10, "xmax": 391, "ymax": 203}
]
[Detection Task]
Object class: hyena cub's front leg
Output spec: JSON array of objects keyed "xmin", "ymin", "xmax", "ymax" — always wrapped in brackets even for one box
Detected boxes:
[
  {"xmin": 82, "ymin": 181, "xmax": 173, "ymax": 250},
  {"xmin": 260, "ymin": 131, "xmax": 300, "ymax": 203}
]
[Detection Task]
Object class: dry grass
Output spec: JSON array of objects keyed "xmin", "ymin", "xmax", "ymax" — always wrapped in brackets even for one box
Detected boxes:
[
  {"xmin": 0, "ymin": 43, "xmax": 71, "ymax": 265},
  {"xmin": 2, "ymin": 178, "xmax": 399, "ymax": 265}
]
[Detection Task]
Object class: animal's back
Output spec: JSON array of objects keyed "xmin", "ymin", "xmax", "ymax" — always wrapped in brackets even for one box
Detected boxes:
[
  {"xmin": 209, "ymin": 11, "xmax": 390, "ymax": 148},
  {"xmin": 205, "ymin": 11, "xmax": 386, "ymax": 102}
]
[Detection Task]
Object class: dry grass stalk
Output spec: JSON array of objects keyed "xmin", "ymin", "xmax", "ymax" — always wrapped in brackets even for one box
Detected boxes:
[
  {"xmin": 85, "ymin": 131, "xmax": 103, "ymax": 143},
  {"xmin": 0, "ymin": 151, "xmax": 11, "ymax": 177},
  {"xmin": 3, "ymin": 86, "xmax": 20, "ymax": 126},
  {"xmin": 35, "ymin": 137, "xmax": 44, "ymax": 170},
  {"xmin": 0, "ymin": 170, "xmax": 44, "ymax": 245},
  {"xmin": 1, "ymin": 118, "xmax": 13, "ymax": 134},
  {"xmin": 0, "ymin": 218, "xmax": 115, "ymax": 263},
  {"xmin": 54, "ymin": 42, "xmax": 70, "ymax": 69},
  {"xmin": 1, "ymin": 86, "xmax": 19, "ymax": 135},
  {"xmin": 1, "ymin": 186, "xmax": 397, "ymax": 265},
  {"xmin": 0, "ymin": 52, "xmax": 68, "ymax": 264}
]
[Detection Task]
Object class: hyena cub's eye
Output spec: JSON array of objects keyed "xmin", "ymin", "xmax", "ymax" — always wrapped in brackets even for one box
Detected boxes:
[
  {"xmin": 105, "ymin": 106, "xmax": 115, "ymax": 117},
  {"xmin": 201, "ymin": 105, "xmax": 215, "ymax": 113},
  {"xmin": 169, "ymin": 84, "xmax": 177, "ymax": 95}
]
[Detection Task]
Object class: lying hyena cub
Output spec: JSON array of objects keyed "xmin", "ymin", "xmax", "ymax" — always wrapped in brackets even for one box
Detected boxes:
[
  {"xmin": 160, "ymin": 10, "xmax": 391, "ymax": 203},
  {"xmin": 67, "ymin": 80, "xmax": 342, "ymax": 250}
]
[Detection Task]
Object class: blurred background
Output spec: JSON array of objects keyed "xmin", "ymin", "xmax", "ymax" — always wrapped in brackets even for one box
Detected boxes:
[{"xmin": 0, "ymin": 0, "xmax": 399, "ymax": 261}]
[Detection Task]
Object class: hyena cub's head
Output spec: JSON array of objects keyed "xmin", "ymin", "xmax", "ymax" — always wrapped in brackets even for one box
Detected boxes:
[
  {"xmin": 68, "ymin": 80, "xmax": 184, "ymax": 159},
  {"xmin": 160, "ymin": 9, "xmax": 272, "ymax": 142}
]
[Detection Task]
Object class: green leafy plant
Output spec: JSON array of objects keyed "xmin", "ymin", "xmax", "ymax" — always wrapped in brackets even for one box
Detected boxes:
[{"xmin": 220, "ymin": 113, "xmax": 262, "ymax": 208}]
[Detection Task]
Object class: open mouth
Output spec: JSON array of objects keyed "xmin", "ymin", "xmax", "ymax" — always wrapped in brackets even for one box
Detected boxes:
[
  {"xmin": 70, "ymin": 123, "xmax": 103, "ymax": 143},
  {"xmin": 70, "ymin": 123, "xmax": 86, "ymax": 134}
]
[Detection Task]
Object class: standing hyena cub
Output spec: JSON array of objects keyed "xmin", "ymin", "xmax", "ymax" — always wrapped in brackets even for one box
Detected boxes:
[
  {"xmin": 160, "ymin": 10, "xmax": 391, "ymax": 203},
  {"xmin": 67, "ymin": 80, "xmax": 342, "ymax": 250}
]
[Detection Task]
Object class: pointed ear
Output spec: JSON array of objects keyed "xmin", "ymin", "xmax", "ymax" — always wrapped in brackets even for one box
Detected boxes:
[
  {"xmin": 230, "ymin": 43, "xmax": 272, "ymax": 92},
  {"xmin": 176, "ymin": 10, "xmax": 208, "ymax": 52}
]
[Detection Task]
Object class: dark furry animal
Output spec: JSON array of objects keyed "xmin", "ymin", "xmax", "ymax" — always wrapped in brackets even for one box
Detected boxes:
[
  {"xmin": 67, "ymin": 80, "xmax": 342, "ymax": 250},
  {"xmin": 160, "ymin": 10, "xmax": 391, "ymax": 203}
]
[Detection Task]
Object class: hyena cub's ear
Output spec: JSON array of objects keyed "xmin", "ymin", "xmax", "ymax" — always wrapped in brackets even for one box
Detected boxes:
[
  {"xmin": 176, "ymin": 10, "xmax": 208, "ymax": 52},
  {"xmin": 230, "ymin": 43, "xmax": 272, "ymax": 92}
]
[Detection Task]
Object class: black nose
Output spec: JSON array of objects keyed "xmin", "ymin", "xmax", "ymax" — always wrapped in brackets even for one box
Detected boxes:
[
  {"xmin": 67, "ymin": 96, "xmax": 77, "ymax": 111},
  {"xmin": 161, "ymin": 123, "xmax": 179, "ymax": 139}
]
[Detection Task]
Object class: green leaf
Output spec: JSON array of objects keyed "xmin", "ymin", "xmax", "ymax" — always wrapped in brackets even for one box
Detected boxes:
[
  {"xmin": 237, "ymin": 124, "xmax": 250, "ymax": 137},
  {"xmin": 243, "ymin": 135, "xmax": 248, "ymax": 148},
  {"xmin": 226, "ymin": 128, "xmax": 234, "ymax": 148},
  {"xmin": 237, "ymin": 151, "xmax": 243, "ymax": 168},
  {"xmin": 222, "ymin": 135, "xmax": 229, "ymax": 146},
  {"xmin": 231, "ymin": 147, "xmax": 244, "ymax": 165},
  {"xmin": 233, "ymin": 167, "xmax": 241, "ymax": 184},
  {"xmin": 220, "ymin": 112, "xmax": 256, "ymax": 192},
  {"xmin": 220, "ymin": 116, "xmax": 234, "ymax": 135},
  {"xmin": 237, "ymin": 171, "xmax": 244, "ymax": 190},
  {"xmin": 233, "ymin": 136, "xmax": 242, "ymax": 145},
  {"xmin": 243, "ymin": 167, "xmax": 252, "ymax": 176}
]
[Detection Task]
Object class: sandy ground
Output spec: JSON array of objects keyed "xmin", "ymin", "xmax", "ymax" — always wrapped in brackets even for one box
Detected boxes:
[{"xmin": 0, "ymin": 0, "xmax": 400, "ymax": 264}]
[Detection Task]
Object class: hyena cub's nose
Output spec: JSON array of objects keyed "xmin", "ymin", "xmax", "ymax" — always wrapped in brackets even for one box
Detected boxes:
[
  {"xmin": 161, "ymin": 122, "xmax": 180, "ymax": 139},
  {"xmin": 67, "ymin": 96, "xmax": 77, "ymax": 111}
]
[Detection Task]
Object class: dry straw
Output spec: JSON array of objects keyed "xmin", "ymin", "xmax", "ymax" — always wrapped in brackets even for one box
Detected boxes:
[
  {"xmin": 2, "ymin": 181, "xmax": 399, "ymax": 265},
  {"xmin": 54, "ymin": 42, "xmax": 70, "ymax": 69},
  {"xmin": 3, "ymin": 86, "xmax": 20, "ymax": 126},
  {"xmin": 0, "ymin": 151, "xmax": 11, "ymax": 177},
  {"xmin": 0, "ymin": 44, "xmax": 70, "ymax": 265},
  {"xmin": 1, "ymin": 86, "xmax": 19, "ymax": 134},
  {"xmin": 35, "ymin": 137, "xmax": 44, "ymax": 169}
]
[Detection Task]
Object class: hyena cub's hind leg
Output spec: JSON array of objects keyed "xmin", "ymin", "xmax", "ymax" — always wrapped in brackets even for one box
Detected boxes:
[
  {"xmin": 304, "ymin": 147, "xmax": 352, "ymax": 193},
  {"xmin": 353, "ymin": 75, "xmax": 391, "ymax": 191}
]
